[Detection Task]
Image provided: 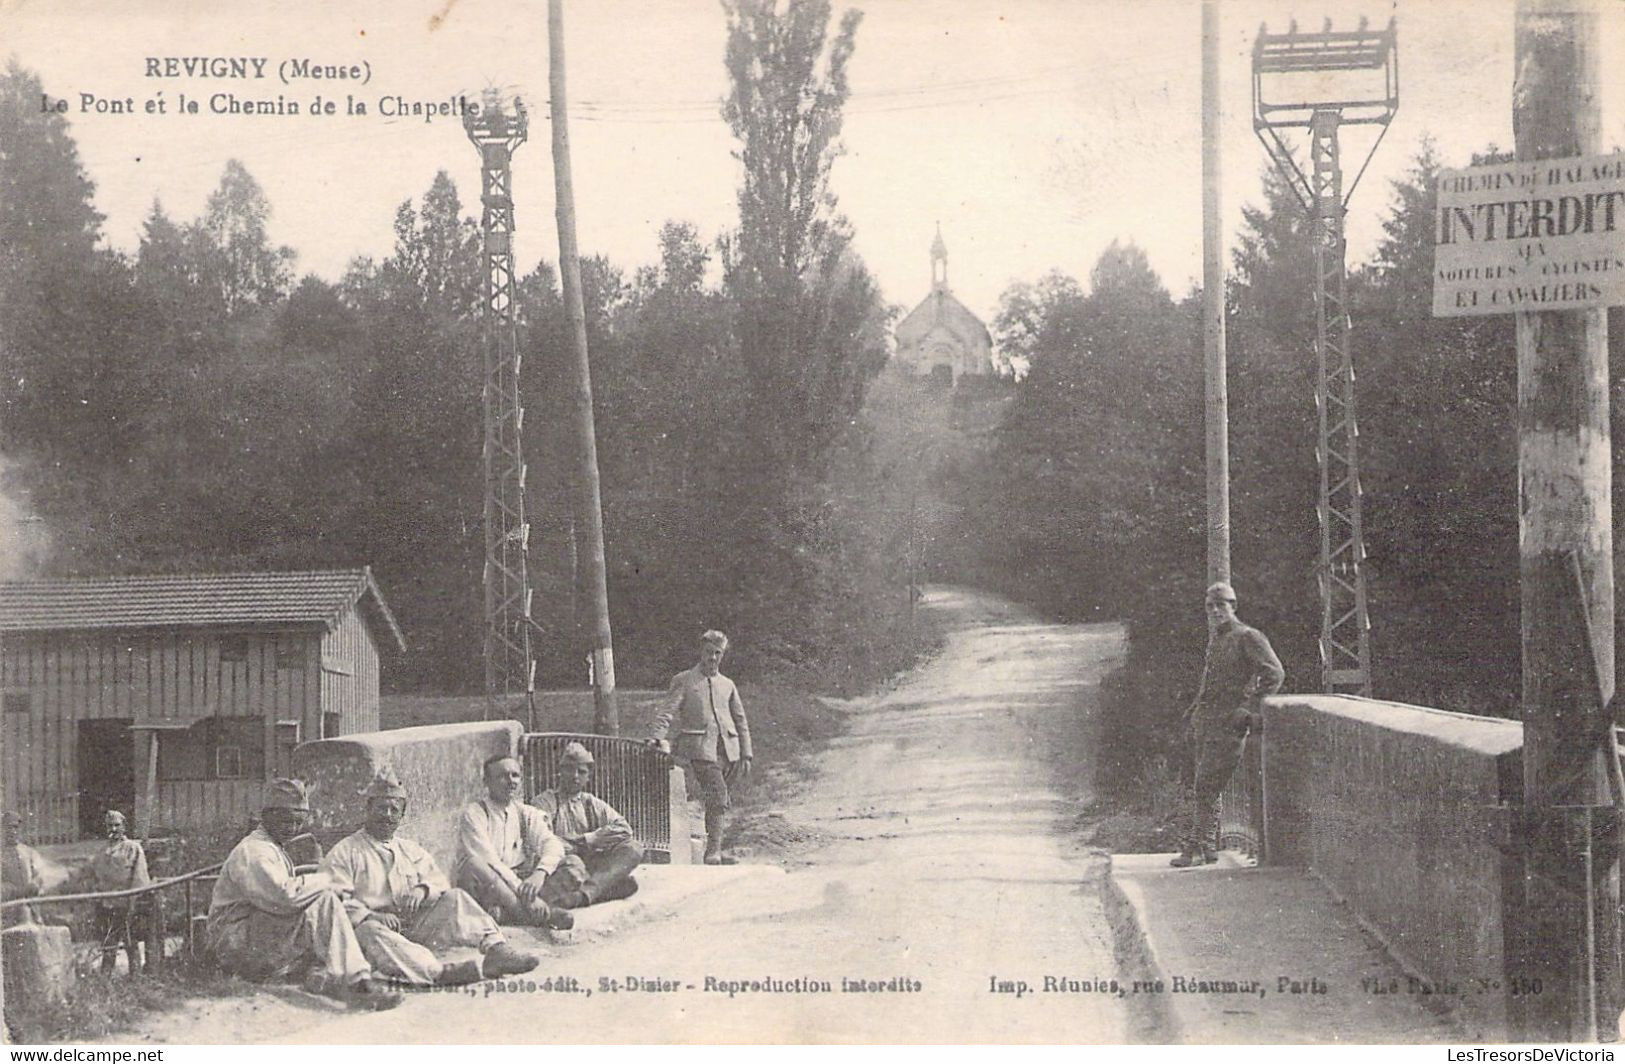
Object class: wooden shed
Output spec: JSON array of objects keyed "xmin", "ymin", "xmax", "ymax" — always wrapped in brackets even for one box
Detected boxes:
[{"xmin": 0, "ymin": 569, "xmax": 405, "ymax": 843}]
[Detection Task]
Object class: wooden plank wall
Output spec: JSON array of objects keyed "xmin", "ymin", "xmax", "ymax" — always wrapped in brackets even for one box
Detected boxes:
[
  {"xmin": 154, "ymin": 778, "xmax": 265, "ymax": 835},
  {"xmin": 1, "ymin": 627, "xmax": 326, "ymax": 842},
  {"xmin": 321, "ymin": 611, "xmax": 381, "ymax": 736},
  {"xmin": 357, "ymin": 619, "xmax": 380, "ymax": 734}
]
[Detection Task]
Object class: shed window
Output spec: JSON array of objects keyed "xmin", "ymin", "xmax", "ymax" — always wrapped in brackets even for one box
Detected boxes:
[
  {"xmin": 157, "ymin": 724, "xmax": 210, "ymax": 780},
  {"xmin": 215, "ymin": 746, "xmax": 245, "ymax": 778},
  {"xmin": 215, "ymin": 717, "xmax": 264, "ymax": 777},
  {"xmin": 3, "ymin": 692, "xmax": 29, "ymax": 714},
  {"xmin": 219, "ymin": 637, "xmax": 250, "ymax": 663},
  {"xmin": 277, "ymin": 642, "xmax": 306, "ymax": 670},
  {"xmin": 157, "ymin": 717, "xmax": 264, "ymax": 781}
]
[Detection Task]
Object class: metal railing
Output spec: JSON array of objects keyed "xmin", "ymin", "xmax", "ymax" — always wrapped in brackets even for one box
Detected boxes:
[
  {"xmin": 521, "ymin": 732, "xmax": 677, "ymax": 861},
  {"xmin": 1217, "ymin": 732, "xmax": 1264, "ymax": 863},
  {"xmin": 1, "ymin": 862, "xmax": 221, "ymax": 971}
]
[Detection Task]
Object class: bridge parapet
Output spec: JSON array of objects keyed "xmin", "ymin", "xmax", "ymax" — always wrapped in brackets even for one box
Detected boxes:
[
  {"xmin": 1259, "ymin": 695, "xmax": 1523, "ymax": 1037},
  {"xmin": 293, "ymin": 721, "xmax": 523, "ymax": 873}
]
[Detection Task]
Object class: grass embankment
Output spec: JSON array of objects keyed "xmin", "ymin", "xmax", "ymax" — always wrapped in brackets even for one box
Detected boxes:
[
  {"xmin": 1078, "ymin": 615, "xmax": 1208, "ymax": 855},
  {"xmin": 1085, "ymin": 669, "xmax": 1189, "ymax": 851},
  {"xmin": 6, "ymin": 961, "xmax": 260, "ymax": 1044}
]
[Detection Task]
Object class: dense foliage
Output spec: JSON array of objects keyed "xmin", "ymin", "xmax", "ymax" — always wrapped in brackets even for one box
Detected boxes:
[
  {"xmin": 12, "ymin": 14, "xmax": 1622, "ymax": 781},
  {"xmin": 0, "ymin": 2, "xmax": 922, "ymax": 701},
  {"xmin": 957, "ymin": 140, "xmax": 1625, "ymax": 798}
]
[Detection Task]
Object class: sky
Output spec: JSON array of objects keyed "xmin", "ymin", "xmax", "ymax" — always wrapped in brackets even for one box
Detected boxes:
[{"xmin": 3, "ymin": 0, "xmax": 1624, "ymax": 324}]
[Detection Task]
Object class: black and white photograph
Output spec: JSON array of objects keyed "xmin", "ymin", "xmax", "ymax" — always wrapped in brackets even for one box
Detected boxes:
[{"xmin": 2, "ymin": 0, "xmax": 1625, "ymax": 1048}]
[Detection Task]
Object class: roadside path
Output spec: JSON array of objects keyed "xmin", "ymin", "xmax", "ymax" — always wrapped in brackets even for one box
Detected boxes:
[{"xmin": 134, "ymin": 588, "xmax": 1133, "ymax": 1043}]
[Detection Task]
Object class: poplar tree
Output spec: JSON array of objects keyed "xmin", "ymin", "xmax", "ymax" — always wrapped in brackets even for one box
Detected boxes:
[{"xmin": 720, "ymin": 0, "xmax": 885, "ymax": 475}]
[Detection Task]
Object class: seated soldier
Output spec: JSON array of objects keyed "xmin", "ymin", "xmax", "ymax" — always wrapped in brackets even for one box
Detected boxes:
[
  {"xmin": 81, "ymin": 809, "xmax": 151, "ymax": 974},
  {"xmin": 321, "ymin": 769, "xmax": 540, "ymax": 987},
  {"xmin": 207, "ymin": 778, "xmax": 402, "ymax": 1011},
  {"xmin": 452, "ymin": 755, "xmax": 574, "ymax": 930},
  {"xmin": 530, "ymin": 742, "xmax": 643, "ymax": 909}
]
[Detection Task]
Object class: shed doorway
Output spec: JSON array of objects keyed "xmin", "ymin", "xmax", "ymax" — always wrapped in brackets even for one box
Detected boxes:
[{"xmin": 76, "ymin": 719, "xmax": 134, "ymax": 836}]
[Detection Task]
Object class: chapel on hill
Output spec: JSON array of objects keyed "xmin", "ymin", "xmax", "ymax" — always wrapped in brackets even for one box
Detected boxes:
[{"xmin": 893, "ymin": 227, "xmax": 994, "ymax": 384}]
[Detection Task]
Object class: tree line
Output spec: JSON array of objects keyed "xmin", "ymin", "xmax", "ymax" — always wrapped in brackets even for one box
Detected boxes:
[
  {"xmin": 0, "ymin": 0, "xmax": 927, "ymax": 697},
  {"xmin": 950, "ymin": 144, "xmax": 1625, "ymax": 797},
  {"xmin": 13, "ymin": 0, "xmax": 1617, "ymax": 774}
]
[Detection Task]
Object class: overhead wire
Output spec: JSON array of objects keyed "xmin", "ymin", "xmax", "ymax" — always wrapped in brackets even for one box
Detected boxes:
[{"xmin": 68, "ymin": 55, "xmax": 1195, "ymax": 265}]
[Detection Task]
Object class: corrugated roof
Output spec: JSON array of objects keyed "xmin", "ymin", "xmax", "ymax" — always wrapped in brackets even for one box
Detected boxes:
[{"xmin": 0, "ymin": 569, "xmax": 406, "ymax": 650}]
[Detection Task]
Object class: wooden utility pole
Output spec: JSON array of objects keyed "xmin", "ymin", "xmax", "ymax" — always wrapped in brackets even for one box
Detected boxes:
[
  {"xmin": 1513, "ymin": 0, "xmax": 1616, "ymax": 1041},
  {"xmin": 548, "ymin": 0, "xmax": 620, "ymax": 734},
  {"xmin": 1202, "ymin": 0, "xmax": 1230, "ymax": 586}
]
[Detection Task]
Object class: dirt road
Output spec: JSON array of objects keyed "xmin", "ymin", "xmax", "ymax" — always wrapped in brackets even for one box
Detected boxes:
[{"xmin": 144, "ymin": 587, "xmax": 1133, "ymax": 1044}]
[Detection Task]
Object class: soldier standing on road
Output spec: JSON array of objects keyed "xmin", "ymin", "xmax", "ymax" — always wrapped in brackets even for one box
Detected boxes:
[
  {"xmin": 651, "ymin": 630, "xmax": 753, "ymax": 865},
  {"xmin": 1172, "ymin": 581, "xmax": 1284, "ymax": 868}
]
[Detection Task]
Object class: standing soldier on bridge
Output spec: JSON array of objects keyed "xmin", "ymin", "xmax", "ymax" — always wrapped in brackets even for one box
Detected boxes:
[
  {"xmin": 1173, "ymin": 582, "xmax": 1284, "ymax": 868},
  {"xmin": 652, "ymin": 630, "xmax": 753, "ymax": 865}
]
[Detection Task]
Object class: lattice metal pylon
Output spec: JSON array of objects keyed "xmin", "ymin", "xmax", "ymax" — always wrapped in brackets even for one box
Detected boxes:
[
  {"xmin": 1308, "ymin": 110, "xmax": 1371, "ymax": 694},
  {"xmin": 1254, "ymin": 18, "xmax": 1397, "ymax": 696},
  {"xmin": 465, "ymin": 99, "xmax": 537, "ymax": 720}
]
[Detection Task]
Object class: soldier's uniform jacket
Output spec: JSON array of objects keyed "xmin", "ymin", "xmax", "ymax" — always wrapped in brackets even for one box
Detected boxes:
[
  {"xmin": 321, "ymin": 829, "xmax": 449, "ymax": 926},
  {"xmin": 209, "ymin": 827, "xmax": 340, "ymax": 927},
  {"xmin": 653, "ymin": 665, "xmax": 752, "ymax": 764},
  {"xmin": 532, "ymin": 789, "xmax": 632, "ymax": 853},
  {"xmin": 87, "ymin": 837, "xmax": 149, "ymax": 892},
  {"xmin": 453, "ymin": 798, "xmax": 565, "ymax": 892},
  {"xmin": 1190, "ymin": 619, "xmax": 1284, "ymax": 729}
]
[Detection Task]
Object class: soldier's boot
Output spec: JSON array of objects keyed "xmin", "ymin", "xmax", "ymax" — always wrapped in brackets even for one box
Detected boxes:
[
  {"xmin": 308, "ymin": 972, "xmax": 404, "ymax": 1011},
  {"xmin": 435, "ymin": 958, "xmax": 485, "ymax": 986},
  {"xmin": 704, "ymin": 809, "xmax": 726, "ymax": 865},
  {"xmin": 555, "ymin": 889, "xmax": 591, "ymax": 910},
  {"xmin": 596, "ymin": 877, "xmax": 639, "ymax": 903},
  {"xmin": 341, "ymin": 975, "xmax": 405, "ymax": 1011},
  {"xmin": 481, "ymin": 942, "xmax": 540, "ymax": 978},
  {"xmin": 1170, "ymin": 837, "xmax": 1216, "ymax": 867}
]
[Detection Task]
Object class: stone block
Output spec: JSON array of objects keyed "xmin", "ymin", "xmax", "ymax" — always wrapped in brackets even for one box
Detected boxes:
[
  {"xmin": 292, "ymin": 721, "xmax": 523, "ymax": 873},
  {"xmin": 2, "ymin": 921, "xmax": 75, "ymax": 1023}
]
